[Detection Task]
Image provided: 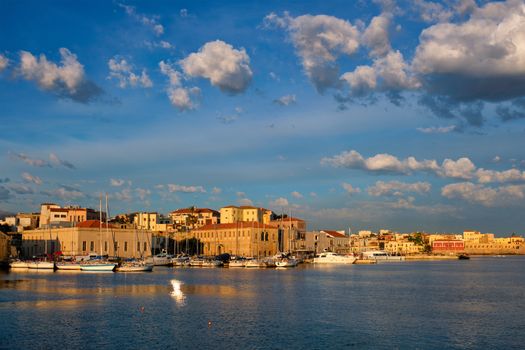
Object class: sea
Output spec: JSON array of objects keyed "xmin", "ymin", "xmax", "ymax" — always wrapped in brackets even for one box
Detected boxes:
[{"xmin": 1, "ymin": 256, "xmax": 524, "ymax": 349}]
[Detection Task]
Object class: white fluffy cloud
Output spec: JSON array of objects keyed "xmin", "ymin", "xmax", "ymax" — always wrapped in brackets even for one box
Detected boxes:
[
  {"xmin": 270, "ymin": 197, "xmax": 289, "ymax": 207},
  {"xmin": 180, "ymin": 40, "xmax": 252, "ymax": 94},
  {"xmin": 265, "ymin": 12, "xmax": 359, "ymax": 91},
  {"xmin": 363, "ymin": 14, "xmax": 391, "ymax": 57},
  {"xmin": 136, "ymin": 188, "xmax": 151, "ymax": 201},
  {"xmin": 412, "ymin": 0, "xmax": 525, "ymax": 102},
  {"xmin": 0, "ymin": 54, "xmax": 8, "ymax": 72},
  {"xmin": 167, "ymin": 184, "xmax": 206, "ymax": 193},
  {"xmin": 21, "ymin": 172, "xmax": 42, "ymax": 185},
  {"xmin": 274, "ymin": 94, "xmax": 296, "ymax": 106},
  {"xmin": 110, "ymin": 179, "xmax": 125, "ymax": 187},
  {"xmin": 159, "ymin": 60, "xmax": 199, "ymax": 111},
  {"xmin": 442, "ymin": 182, "xmax": 525, "ymax": 207},
  {"xmin": 108, "ymin": 57, "xmax": 152, "ymax": 88},
  {"xmin": 367, "ymin": 180, "xmax": 431, "ymax": 196},
  {"xmin": 322, "ymin": 149, "xmax": 525, "ymax": 184},
  {"xmin": 291, "ymin": 191, "xmax": 303, "ymax": 199},
  {"xmin": 19, "ymin": 48, "xmax": 101, "ymax": 102},
  {"xmin": 342, "ymin": 182, "xmax": 361, "ymax": 195}
]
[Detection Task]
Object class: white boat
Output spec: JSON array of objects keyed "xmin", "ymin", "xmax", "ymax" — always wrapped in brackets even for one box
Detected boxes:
[
  {"xmin": 116, "ymin": 262, "xmax": 154, "ymax": 272},
  {"xmin": 79, "ymin": 262, "xmax": 116, "ymax": 271},
  {"xmin": 313, "ymin": 252, "xmax": 356, "ymax": 264},
  {"xmin": 276, "ymin": 258, "xmax": 298, "ymax": 267},
  {"xmin": 228, "ymin": 259, "xmax": 246, "ymax": 268},
  {"xmin": 9, "ymin": 260, "xmax": 29, "ymax": 269},
  {"xmin": 361, "ymin": 250, "xmax": 405, "ymax": 262},
  {"xmin": 56, "ymin": 261, "xmax": 82, "ymax": 270},
  {"xmin": 202, "ymin": 259, "xmax": 223, "ymax": 267},
  {"xmin": 145, "ymin": 253, "xmax": 172, "ymax": 266},
  {"xmin": 245, "ymin": 259, "xmax": 267, "ymax": 268},
  {"xmin": 189, "ymin": 258, "xmax": 204, "ymax": 266},
  {"xmin": 27, "ymin": 260, "xmax": 56, "ymax": 269},
  {"xmin": 172, "ymin": 256, "xmax": 190, "ymax": 266}
]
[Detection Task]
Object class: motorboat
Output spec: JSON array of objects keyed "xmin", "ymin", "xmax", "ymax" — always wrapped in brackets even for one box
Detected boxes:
[
  {"xmin": 172, "ymin": 256, "xmax": 190, "ymax": 266},
  {"xmin": 228, "ymin": 259, "xmax": 246, "ymax": 267},
  {"xmin": 313, "ymin": 252, "xmax": 356, "ymax": 264},
  {"xmin": 361, "ymin": 250, "xmax": 405, "ymax": 262},
  {"xmin": 189, "ymin": 257, "xmax": 204, "ymax": 267}
]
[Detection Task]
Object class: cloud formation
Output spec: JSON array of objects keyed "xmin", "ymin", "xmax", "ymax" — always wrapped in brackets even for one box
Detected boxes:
[
  {"xmin": 108, "ymin": 57, "xmax": 153, "ymax": 88},
  {"xmin": 367, "ymin": 180, "xmax": 431, "ymax": 196},
  {"xmin": 273, "ymin": 94, "xmax": 297, "ymax": 106},
  {"xmin": 0, "ymin": 54, "xmax": 8, "ymax": 72},
  {"xmin": 159, "ymin": 60, "xmax": 199, "ymax": 111},
  {"xmin": 417, "ymin": 125, "xmax": 456, "ymax": 134},
  {"xmin": 167, "ymin": 184, "xmax": 206, "ymax": 193},
  {"xmin": 264, "ymin": 12, "xmax": 359, "ymax": 92},
  {"xmin": 119, "ymin": 3, "xmax": 164, "ymax": 36},
  {"xmin": 322, "ymin": 149, "xmax": 525, "ymax": 183},
  {"xmin": 342, "ymin": 182, "xmax": 361, "ymax": 195},
  {"xmin": 49, "ymin": 153, "xmax": 75, "ymax": 169},
  {"xmin": 180, "ymin": 40, "xmax": 252, "ymax": 94},
  {"xmin": 21, "ymin": 172, "xmax": 42, "ymax": 185},
  {"xmin": 442, "ymin": 182, "xmax": 525, "ymax": 207},
  {"xmin": 269, "ymin": 197, "xmax": 289, "ymax": 207},
  {"xmin": 19, "ymin": 48, "xmax": 102, "ymax": 103}
]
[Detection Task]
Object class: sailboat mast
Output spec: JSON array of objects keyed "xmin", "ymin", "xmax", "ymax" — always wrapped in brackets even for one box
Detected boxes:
[
  {"xmin": 99, "ymin": 195, "xmax": 102, "ymax": 257},
  {"xmin": 105, "ymin": 193, "xmax": 110, "ymax": 257}
]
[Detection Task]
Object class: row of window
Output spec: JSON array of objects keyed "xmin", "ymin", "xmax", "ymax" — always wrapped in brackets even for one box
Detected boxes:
[{"xmin": 81, "ymin": 241, "xmax": 148, "ymax": 252}]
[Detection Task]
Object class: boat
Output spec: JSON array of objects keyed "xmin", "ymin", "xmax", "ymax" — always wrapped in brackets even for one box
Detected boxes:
[
  {"xmin": 228, "ymin": 259, "xmax": 246, "ymax": 267},
  {"xmin": 145, "ymin": 253, "xmax": 172, "ymax": 266},
  {"xmin": 458, "ymin": 254, "xmax": 470, "ymax": 260},
  {"xmin": 361, "ymin": 250, "xmax": 405, "ymax": 262},
  {"xmin": 116, "ymin": 261, "xmax": 154, "ymax": 272},
  {"xmin": 313, "ymin": 252, "xmax": 356, "ymax": 264},
  {"xmin": 189, "ymin": 257, "xmax": 204, "ymax": 266},
  {"xmin": 276, "ymin": 257, "xmax": 298, "ymax": 267},
  {"xmin": 27, "ymin": 260, "xmax": 55, "ymax": 269},
  {"xmin": 56, "ymin": 261, "xmax": 82, "ymax": 270},
  {"xmin": 202, "ymin": 259, "xmax": 223, "ymax": 267},
  {"xmin": 244, "ymin": 259, "xmax": 267, "ymax": 268},
  {"xmin": 172, "ymin": 255, "xmax": 190, "ymax": 266},
  {"xmin": 9, "ymin": 260, "xmax": 29, "ymax": 269},
  {"xmin": 80, "ymin": 261, "xmax": 116, "ymax": 271}
]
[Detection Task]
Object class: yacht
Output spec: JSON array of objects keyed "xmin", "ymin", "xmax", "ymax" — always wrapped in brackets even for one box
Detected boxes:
[
  {"xmin": 361, "ymin": 250, "xmax": 405, "ymax": 262},
  {"xmin": 228, "ymin": 259, "xmax": 246, "ymax": 267},
  {"xmin": 79, "ymin": 261, "xmax": 117, "ymax": 271},
  {"xmin": 244, "ymin": 259, "xmax": 267, "ymax": 268},
  {"xmin": 56, "ymin": 261, "xmax": 82, "ymax": 270},
  {"xmin": 116, "ymin": 261, "xmax": 154, "ymax": 272},
  {"xmin": 202, "ymin": 259, "xmax": 223, "ymax": 267},
  {"xmin": 9, "ymin": 260, "xmax": 29, "ymax": 269},
  {"xmin": 27, "ymin": 260, "xmax": 55, "ymax": 269},
  {"xmin": 145, "ymin": 253, "xmax": 172, "ymax": 266},
  {"xmin": 313, "ymin": 252, "xmax": 356, "ymax": 264}
]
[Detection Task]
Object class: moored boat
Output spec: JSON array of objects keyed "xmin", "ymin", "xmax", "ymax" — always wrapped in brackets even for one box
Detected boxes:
[
  {"xmin": 276, "ymin": 257, "xmax": 298, "ymax": 267},
  {"xmin": 116, "ymin": 262, "xmax": 154, "ymax": 272},
  {"xmin": 202, "ymin": 259, "xmax": 223, "ymax": 267},
  {"xmin": 361, "ymin": 250, "xmax": 405, "ymax": 262},
  {"xmin": 56, "ymin": 261, "xmax": 82, "ymax": 270},
  {"xmin": 80, "ymin": 262, "xmax": 117, "ymax": 271},
  {"xmin": 145, "ymin": 253, "xmax": 172, "ymax": 266},
  {"xmin": 313, "ymin": 252, "xmax": 356, "ymax": 264},
  {"xmin": 9, "ymin": 260, "xmax": 29, "ymax": 269},
  {"xmin": 27, "ymin": 260, "xmax": 55, "ymax": 269},
  {"xmin": 244, "ymin": 259, "xmax": 266, "ymax": 268},
  {"xmin": 228, "ymin": 259, "xmax": 246, "ymax": 267}
]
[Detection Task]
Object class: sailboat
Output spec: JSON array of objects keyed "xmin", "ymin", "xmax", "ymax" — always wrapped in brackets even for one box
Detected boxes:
[
  {"xmin": 27, "ymin": 222, "xmax": 55, "ymax": 269},
  {"xmin": 116, "ymin": 226, "xmax": 154, "ymax": 272},
  {"xmin": 245, "ymin": 219, "xmax": 266, "ymax": 268},
  {"xmin": 80, "ymin": 195, "xmax": 116, "ymax": 272}
]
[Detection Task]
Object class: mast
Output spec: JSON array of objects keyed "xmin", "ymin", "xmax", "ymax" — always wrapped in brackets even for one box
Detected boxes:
[
  {"xmin": 99, "ymin": 195, "xmax": 102, "ymax": 258},
  {"xmin": 105, "ymin": 193, "xmax": 109, "ymax": 258}
]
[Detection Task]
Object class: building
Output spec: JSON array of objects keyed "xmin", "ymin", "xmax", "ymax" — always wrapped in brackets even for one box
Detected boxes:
[
  {"xmin": 463, "ymin": 231, "xmax": 525, "ymax": 254},
  {"xmin": 432, "ymin": 240, "xmax": 465, "ymax": 253},
  {"xmin": 384, "ymin": 240, "xmax": 422, "ymax": 255},
  {"xmin": 169, "ymin": 207, "xmax": 219, "ymax": 230},
  {"xmin": 219, "ymin": 206, "xmax": 272, "ymax": 225},
  {"xmin": 297, "ymin": 230, "xmax": 351, "ymax": 255},
  {"xmin": 20, "ymin": 220, "xmax": 154, "ymax": 259},
  {"xmin": 0, "ymin": 232, "xmax": 10, "ymax": 264},
  {"xmin": 134, "ymin": 212, "xmax": 173, "ymax": 232},
  {"xmin": 39, "ymin": 203, "xmax": 104, "ymax": 228},
  {"xmin": 189, "ymin": 221, "xmax": 281, "ymax": 257}
]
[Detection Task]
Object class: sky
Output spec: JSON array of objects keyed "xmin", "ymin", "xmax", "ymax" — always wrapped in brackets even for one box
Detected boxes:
[{"xmin": 1, "ymin": 0, "xmax": 525, "ymax": 235}]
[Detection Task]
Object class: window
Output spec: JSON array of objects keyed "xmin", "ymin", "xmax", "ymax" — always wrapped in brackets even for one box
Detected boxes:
[
  {"xmin": 104, "ymin": 241, "xmax": 108, "ymax": 252},
  {"xmin": 82, "ymin": 241, "xmax": 86, "ymax": 251},
  {"xmin": 124, "ymin": 242, "xmax": 128, "ymax": 252},
  {"xmin": 144, "ymin": 242, "xmax": 147, "ymax": 251},
  {"xmin": 90, "ymin": 241, "xmax": 94, "ymax": 251},
  {"xmin": 137, "ymin": 242, "xmax": 141, "ymax": 252}
]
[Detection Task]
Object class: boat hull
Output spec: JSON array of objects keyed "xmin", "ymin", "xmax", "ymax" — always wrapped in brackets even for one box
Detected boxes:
[
  {"xmin": 80, "ymin": 263, "xmax": 116, "ymax": 271},
  {"xmin": 116, "ymin": 264, "xmax": 154, "ymax": 272},
  {"xmin": 27, "ymin": 261, "xmax": 55, "ymax": 269},
  {"xmin": 9, "ymin": 261, "xmax": 29, "ymax": 269},
  {"xmin": 56, "ymin": 263, "xmax": 82, "ymax": 270}
]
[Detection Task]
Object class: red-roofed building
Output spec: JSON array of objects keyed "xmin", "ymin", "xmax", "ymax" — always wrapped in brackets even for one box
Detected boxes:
[
  {"xmin": 295, "ymin": 230, "xmax": 351, "ymax": 255},
  {"xmin": 169, "ymin": 207, "xmax": 219, "ymax": 230},
  {"xmin": 219, "ymin": 205, "xmax": 272, "ymax": 225}
]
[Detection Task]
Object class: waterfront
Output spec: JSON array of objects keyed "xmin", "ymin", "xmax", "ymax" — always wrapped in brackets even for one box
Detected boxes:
[{"xmin": 1, "ymin": 257, "xmax": 525, "ymax": 349}]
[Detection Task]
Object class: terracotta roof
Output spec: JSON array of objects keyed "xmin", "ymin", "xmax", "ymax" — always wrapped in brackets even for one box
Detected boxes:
[
  {"xmin": 50, "ymin": 208, "xmax": 69, "ymax": 212},
  {"xmin": 321, "ymin": 230, "xmax": 347, "ymax": 238},
  {"xmin": 270, "ymin": 217, "xmax": 305, "ymax": 223},
  {"xmin": 194, "ymin": 221, "xmax": 277, "ymax": 231},
  {"xmin": 171, "ymin": 208, "xmax": 219, "ymax": 215},
  {"xmin": 76, "ymin": 220, "xmax": 115, "ymax": 229}
]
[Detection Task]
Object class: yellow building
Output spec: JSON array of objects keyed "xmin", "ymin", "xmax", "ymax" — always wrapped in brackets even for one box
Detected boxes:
[
  {"xmin": 384, "ymin": 240, "xmax": 422, "ymax": 255},
  {"xmin": 21, "ymin": 220, "xmax": 154, "ymax": 259},
  {"xmin": 463, "ymin": 231, "xmax": 525, "ymax": 254},
  {"xmin": 39, "ymin": 203, "xmax": 104, "ymax": 228},
  {"xmin": 169, "ymin": 208, "xmax": 219, "ymax": 230},
  {"xmin": 190, "ymin": 221, "xmax": 281, "ymax": 257},
  {"xmin": 134, "ymin": 212, "xmax": 173, "ymax": 232},
  {"xmin": 219, "ymin": 206, "xmax": 272, "ymax": 225}
]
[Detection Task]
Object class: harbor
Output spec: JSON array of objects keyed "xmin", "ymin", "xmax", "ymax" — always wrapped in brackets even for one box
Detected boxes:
[{"xmin": 2, "ymin": 256, "xmax": 525, "ymax": 349}]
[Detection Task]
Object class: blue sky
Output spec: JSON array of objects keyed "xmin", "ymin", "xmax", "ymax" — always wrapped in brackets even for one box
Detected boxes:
[{"xmin": 1, "ymin": 0, "xmax": 525, "ymax": 235}]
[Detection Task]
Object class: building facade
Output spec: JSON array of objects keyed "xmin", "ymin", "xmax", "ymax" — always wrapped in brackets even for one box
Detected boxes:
[{"xmin": 219, "ymin": 206, "xmax": 272, "ymax": 225}]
